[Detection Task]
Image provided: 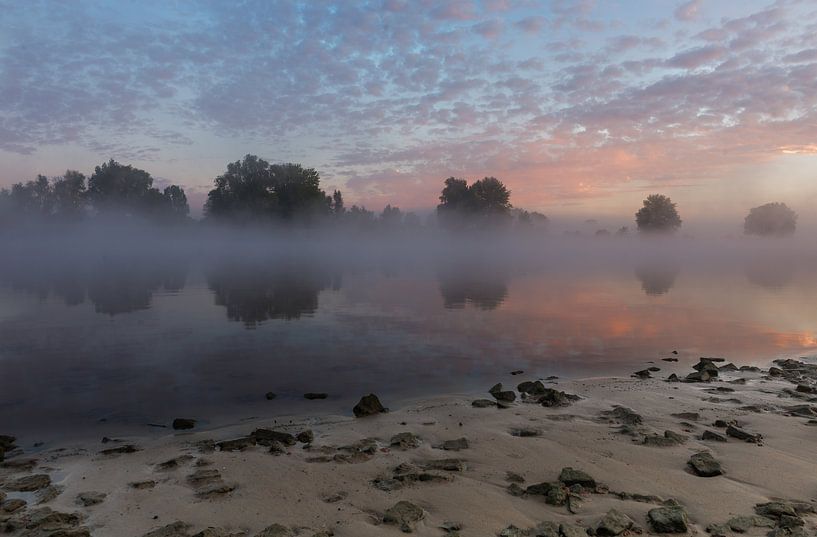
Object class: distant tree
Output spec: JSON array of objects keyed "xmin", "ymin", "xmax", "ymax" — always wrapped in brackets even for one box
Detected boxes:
[
  {"xmin": 331, "ymin": 190, "xmax": 345, "ymax": 215},
  {"xmin": 163, "ymin": 185, "xmax": 189, "ymax": 220},
  {"xmin": 345, "ymin": 205, "xmax": 375, "ymax": 227},
  {"xmin": 205, "ymin": 155, "xmax": 330, "ymax": 222},
  {"xmin": 635, "ymin": 194, "xmax": 682, "ymax": 233},
  {"xmin": 380, "ymin": 204, "xmax": 403, "ymax": 226},
  {"xmin": 744, "ymin": 202, "xmax": 797, "ymax": 237},
  {"xmin": 437, "ymin": 176, "xmax": 513, "ymax": 228},
  {"xmin": 615, "ymin": 226, "xmax": 630, "ymax": 236},
  {"xmin": 52, "ymin": 171, "xmax": 87, "ymax": 219},
  {"xmin": 514, "ymin": 209, "xmax": 548, "ymax": 228}
]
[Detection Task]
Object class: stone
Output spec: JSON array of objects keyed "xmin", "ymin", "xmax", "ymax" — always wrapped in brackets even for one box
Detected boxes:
[
  {"xmin": 526, "ymin": 482, "xmax": 568, "ymax": 506},
  {"xmin": 688, "ymin": 452, "xmax": 722, "ymax": 477},
  {"xmin": 1, "ymin": 498, "xmax": 26, "ymax": 514},
  {"xmin": 441, "ymin": 438, "xmax": 469, "ymax": 451},
  {"xmin": 701, "ymin": 430, "xmax": 727, "ymax": 442},
  {"xmin": 648, "ymin": 506, "xmax": 689, "ymax": 533},
  {"xmin": 75, "ymin": 492, "xmax": 106, "ymax": 507},
  {"xmin": 256, "ymin": 524, "xmax": 291, "ymax": 537},
  {"xmin": 754, "ymin": 502, "xmax": 798, "ymax": 519},
  {"xmin": 129, "ymin": 480, "xmax": 157, "ymax": 490},
  {"xmin": 499, "ymin": 526, "xmax": 527, "ymax": 537},
  {"xmin": 353, "ymin": 394, "xmax": 386, "ymax": 417},
  {"xmin": 296, "ymin": 430, "xmax": 314, "ymax": 444},
  {"xmin": 518, "ymin": 380, "xmax": 546, "ymax": 394},
  {"xmin": 390, "ymin": 432, "xmax": 422, "ymax": 449},
  {"xmin": 725, "ymin": 425, "xmax": 762, "ymax": 443},
  {"xmin": 420, "ymin": 458, "xmax": 465, "ymax": 472},
  {"xmin": 727, "ymin": 515, "xmax": 776, "ymax": 532},
  {"xmin": 304, "ymin": 392, "xmax": 328, "ymax": 400},
  {"xmin": 265, "ymin": 392, "xmax": 277, "ymax": 400},
  {"xmin": 492, "ymin": 390, "xmax": 517, "ymax": 403},
  {"xmin": 671, "ymin": 412, "xmax": 700, "ymax": 421},
  {"xmin": 510, "ymin": 427, "xmax": 542, "ymax": 437},
  {"xmin": 156, "ymin": 455, "xmax": 194, "ymax": 471},
  {"xmin": 595, "ymin": 509, "xmax": 635, "ymax": 536},
  {"xmin": 643, "ymin": 431, "xmax": 686, "ymax": 447},
  {"xmin": 383, "ymin": 501, "xmax": 424, "ymax": 532},
  {"xmin": 6, "ymin": 473, "xmax": 51, "ymax": 491},
  {"xmin": 268, "ymin": 441, "xmax": 287, "ymax": 455},
  {"xmin": 632, "ymin": 369, "xmax": 652, "ymax": 379},
  {"xmin": 507, "ymin": 483, "xmax": 526, "ymax": 496},
  {"xmin": 560, "ymin": 523, "xmax": 588, "ymax": 537},
  {"xmin": 472, "ymin": 399, "xmax": 497, "ymax": 408},
  {"xmin": 600, "ymin": 406, "xmax": 643, "ymax": 425},
  {"xmin": 769, "ymin": 367, "xmax": 783, "ymax": 376},
  {"xmin": 141, "ymin": 521, "xmax": 191, "ymax": 537},
  {"xmin": 100, "ymin": 444, "xmax": 140, "ymax": 455},
  {"xmin": 506, "ymin": 471, "xmax": 525, "ymax": 483},
  {"xmin": 558, "ymin": 467, "xmax": 596, "ymax": 489},
  {"xmin": 538, "ymin": 388, "xmax": 580, "ymax": 407},
  {"xmin": 532, "ymin": 521, "xmax": 561, "ymax": 537},
  {"xmin": 216, "ymin": 437, "xmax": 256, "ymax": 451},
  {"xmin": 172, "ymin": 418, "xmax": 196, "ymax": 430},
  {"xmin": 685, "ymin": 371, "xmax": 713, "ymax": 382},
  {"xmin": 252, "ymin": 429, "xmax": 296, "ymax": 446}
]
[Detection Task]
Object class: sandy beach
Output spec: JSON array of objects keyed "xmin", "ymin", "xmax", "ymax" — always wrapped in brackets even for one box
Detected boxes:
[{"xmin": 2, "ymin": 358, "xmax": 816, "ymax": 537}]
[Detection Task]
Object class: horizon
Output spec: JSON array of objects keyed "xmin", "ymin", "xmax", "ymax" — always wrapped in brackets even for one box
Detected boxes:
[{"xmin": 2, "ymin": 1, "xmax": 816, "ymax": 223}]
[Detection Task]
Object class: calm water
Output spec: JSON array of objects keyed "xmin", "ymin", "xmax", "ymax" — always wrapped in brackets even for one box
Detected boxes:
[{"xmin": 1, "ymin": 235, "xmax": 816, "ymax": 440}]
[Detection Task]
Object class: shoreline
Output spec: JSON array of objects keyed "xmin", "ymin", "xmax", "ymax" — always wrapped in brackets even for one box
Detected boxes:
[{"xmin": 2, "ymin": 359, "xmax": 816, "ymax": 536}]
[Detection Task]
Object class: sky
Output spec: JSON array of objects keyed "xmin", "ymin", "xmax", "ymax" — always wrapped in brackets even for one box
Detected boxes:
[{"xmin": 1, "ymin": 0, "xmax": 816, "ymax": 224}]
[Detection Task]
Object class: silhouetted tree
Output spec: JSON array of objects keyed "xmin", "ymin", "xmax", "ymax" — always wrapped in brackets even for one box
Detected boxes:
[
  {"xmin": 331, "ymin": 190, "xmax": 345, "ymax": 215},
  {"xmin": 743, "ymin": 202, "xmax": 797, "ymax": 237},
  {"xmin": 380, "ymin": 204, "xmax": 403, "ymax": 226},
  {"xmin": 437, "ymin": 176, "xmax": 513, "ymax": 228},
  {"xmin": 205, "ymin": 155, "xmax": 330, "ymax": 222},
  {"xmin": 635, "ymin": 194, "xmax": 681, "ymax": 233},
  {"xmin": 514, "ymin": 209, "xmax": 548, "ymax": 228},
  {"xmin": 52, "ymin": 171, "xmax": 87, "ymax": 219}
]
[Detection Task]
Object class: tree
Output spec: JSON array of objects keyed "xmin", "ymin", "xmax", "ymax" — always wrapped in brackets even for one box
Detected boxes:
[
  {"xmin": 380, "ymin": 204, "xmax": 403, "ymax": 226},
  {"xmin": 331, "ymin": 190, "xmax": 345, "ymax": 215},
  {"xmin": 52, "ymin": 171, "xmax": 87, "ymax": 219},
  {"xmin": 635, "ymin": 194, "xmax": 682, "ymax": 233},
  {"xmin": 744, "ymin": 202, "xmax": 797, "ymax": 237},
  {"xmin": 205, "ymin": 155, "xmax": 330, "ymax": 222},
  {"xmin": 469, "ymin": 177, "xmax": 511, "ymax": 215},
  {"xmin": 436, "ymin": 176, "xmax": 513, "ymax": 228}
]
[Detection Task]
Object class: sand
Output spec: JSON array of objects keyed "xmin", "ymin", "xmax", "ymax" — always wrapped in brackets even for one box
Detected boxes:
[{"xmin": 1, "ymin": 363, "xmax": 816, "ymax": 536}]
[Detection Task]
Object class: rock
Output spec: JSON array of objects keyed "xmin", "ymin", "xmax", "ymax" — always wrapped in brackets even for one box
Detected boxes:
[
  {"xmin": 129, "ymin": 480, "xmax": 156, "ymax": 490},
  {"xmin": 685, "ymin": 370, "xmax": 714, "ymax": 382},
  {"xmin": 187, "ymin": 469, "xmax": 223, "ymax": 488},
  {"xmin": 506, "ymin": 471, "xmax": 525, "ymax": 483},
  {"xmin": 193, "ymin": 529, "xmax": 246, "ymax": 537},
  {"xmin": 1, "ymin": 456, "xmax": 37, "ymax": 471},
  {"xmin": 265, "ymin": 392, "xmax": 277, "ymax": 400},
  {"xmin": 532, "ymin": 521, "xmax": 561, "ymax": 537},
  {"xmin": 719, "ymin": 363, "xmax": 739, "ymax": 371},
  {"xmin": 648, "ymin": 506, "xmax": 689, "ymax": 533},
  {"xmin": 739, "ymin": 366, "xmax": 761, "ymax": 372},
  {"xmin": 252, "ymin": 429, "xmax": 296, "ymax": 447},
  {"xmin": 304, "ymin": 392, "xmax": 328, "ymax": 400},
  {"xmin": 701, "ymin": 430, "xmax": 727, "ymax": 442},
  {"xmin": 518, "ymin": 380, "xmax": 546, "ymax": 394},
  {"xmin": 558, "ymin": 467, "xmax": 596, "ymax": 489},
  {"xmin": 526, "ymin": 482, "xmax": 568, "ymax": 506},
  {"xmin": 595, "ymin": 509, "xmax": 635, "ymax": 536},
  {"xmin": 688, "ymin": 452, "xmax": 722, "ymax": 477},
  {"xmin": 510, "ymin": 370, "xmax": 524, "ymax": 375},
  {"xmin": 296, "ymin": 430, "xmax": 314, "ymax": 444},
  {"xmin": 441, "ymin": 438, "xmax": 469, "ymax": 451},
  {"xmin": 383, "ymin": 501, "xmax": 425, "ymax": 532},
  {"xmin": 663, "ymin": 357, "xmax": 679, "ymax": 362},
  {"xmin": 216, "ymin": 437, "xmax": 256, "ymax": 451},
  {"xmin": 142, "ymin": 521, "xmax": 191, "ymax": 537},
  {"xmin": 353, "ymin": 394, "xmax": 386, "ymax": 417},
  {"xmin": 390, "ymin": 432, "xmax": 422, "ymax": 449},
  {"xmin": 671, "ymin": 412, "xmax": 699, "ymax": 421},
  {"xmin": 727, "ymin": 515, "xmax": 776, "ymax": 532},
  {"xmin": 6, "ymin": 473, "xmax": 51, "ymax": 491},
  {"xmin": 632, "ymin": 369, "xmax": 652, "ymax": 379},
  {"xmin": 560, "ymin": 523, "xmax": 588, "ymax": 537},
  {"xmin": 100, "ymin": 444, "xmax": 140, "ymax": 455},
  {"xmin": 491, "ymin": 385, "xmax": 517, "ymax": 402},
  {"xmin": 754, "ymin": 501, "xmax": 798, "ymax": 519},
  {"xmin": 75, "ymin": 492, "xmax": 106, "ymax": 507},
  {"xmin": 472, "ymin": 399, "xmax": 497, "ymax": 408},
  {"xmin": 172, "ymin": 418, "xmax": 196, "ymax": 430},
  {"xmin": 420, "ymin": 458, "xmax": 465, "ymax": 472},
  {"xmin": 666, "ymin": 374, "xmax": 680, "ymax": 382},
  {"xmin": 600, "ymin": 406, "xmax": 643, "ymax": 425},
  {"xmin": 795, "ymin": 384, "xmax": 815, "ymax": 394},
  {"xmin": 1, "ymin": 498, "xmax": 26, "ymax": 514},
  {"xmin": 507, "ymin": 483, "xmax": 526, "ymax": 496},
  {"xmin": 156, "ymin": 455, "xmax": 194, "ymax": 471},
  {"xmin": 499, "ymin": 526, "xmax": 527, "ymax": 537},
  {"xmin": 725, "ymin": 425, "xmax": 762, "ymax": 443},
  {"xmin": 256, "ymin": 524, "xmax": 292, "ymax": 537},
  {"xmin": 196, "ymin": 483, "xmax": 237, "ymax": 499},
  {"xmin": 648, "ymin": 366, "xmax": 661, "ymax": 371},
  {"xmin": 539, "ymin": 388, "xmax": 580, "ymax": 407},
  {"xmin": 268, "ymin": 441, "xmax": 287, "ymax": 455},
  {"xmin": 643, "ymin": 431, "xmax": 686, "ymax": 447},
  {"xmin": 510, "ymin": 427, "xmax": 542, "ymax": 437},
  {"xmin": 769, "ymin": 367, "xmax": 783, "ymax": 376}
]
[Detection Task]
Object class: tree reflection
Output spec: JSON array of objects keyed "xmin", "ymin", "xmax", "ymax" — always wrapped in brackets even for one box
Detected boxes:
[
  {"xmin": 438, "ymin": 264, "xmax": 508, "ymax": 310},
  {"xmin": 207, "ymin": 261, "xmax": 333, "ymax": 326},
  {"xmin": 634, "ymin": 262, "xmax": 679, "ymax": 296}
]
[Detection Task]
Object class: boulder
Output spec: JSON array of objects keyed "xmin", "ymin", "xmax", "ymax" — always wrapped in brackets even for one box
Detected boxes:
[
  {"xmin": 353, "ymin": 394, "xmax": 386, "ymax": 417},
  {"xmin": 518, "ymin": 380, "xmax": 546, "ymax": 395},
  {"xmin": 648, "ymin": 506, "xmax": 689, "ymax": 533},
  {"xmin": 539, "ymin": 389, "xmax": 580, "ymax": 407},
  {"xmin": 251, "ymin": 429, "xmax": 296, "ymax": 446},
  {"xmin": 383, "ymin": 501, "xmax": 425, "ymax": 532},
  {"xmin": 687, "ymin": 452, "xmax": 722, "ymax": 477},
  {"xmin": 526, "ymin": 482, "xmax": 568, "ymax": 506},
  {"xmin": 296, "ymin": 430, "xmax": 314, "ymax": 444},
  {"xmin": 595, "ymin": 509, "xmax": 635, "ymax": 536},
  {"xmin": 558, "ymin": 467, "xmax": 596, "ymax": 489}
]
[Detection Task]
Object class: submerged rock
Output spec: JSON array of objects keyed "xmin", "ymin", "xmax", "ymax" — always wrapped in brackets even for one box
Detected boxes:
[
  {"xmin": 688, "ymin": 452, "xmax": 722, "ymax": 477},
  {"xmin": 353, "ymin": 394, "xmax": 386, "ymax": 417},
  {"xmin": 648, "ymin": 506, "xmax": 689, "ymax": 533},
  {"xmin": 384, "ymin": 500, "xmax": 425, "ymax": 532}
]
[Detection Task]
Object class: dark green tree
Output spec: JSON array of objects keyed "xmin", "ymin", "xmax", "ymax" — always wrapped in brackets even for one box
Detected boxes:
[{"xmin": 635, "ymin": 194, "xmax": 682, "ymax": 233}]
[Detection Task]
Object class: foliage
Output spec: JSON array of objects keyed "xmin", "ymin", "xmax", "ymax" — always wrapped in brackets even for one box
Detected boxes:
[
  {"xmin": 743, "ymin": 202, "xmax": 797, "ymax": 237},
  {"xmin": 205, "ymin": 154, "xmax": 329, "ymax": 221},
  {"xmin": 437, "ymin": 176, "xmax": 513, "ymax": 228},
  {"xmin": 635, "ymin": 194, "xmax": 682, "ymax": 233}
]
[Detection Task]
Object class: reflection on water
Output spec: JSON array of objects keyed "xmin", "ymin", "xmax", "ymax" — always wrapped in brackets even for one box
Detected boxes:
[
  {"xmin": 1, "ymin": 246, "xmax": 817, "ymax": 438},
  {"xmin": 634, "ymin": 261, "xmax": 680, "ymax": 296}
]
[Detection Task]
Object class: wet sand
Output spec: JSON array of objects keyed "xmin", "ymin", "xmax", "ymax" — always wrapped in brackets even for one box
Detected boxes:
[{"xmin": 1, "ymin": 360, "xmax": 816, "ymax": 536}]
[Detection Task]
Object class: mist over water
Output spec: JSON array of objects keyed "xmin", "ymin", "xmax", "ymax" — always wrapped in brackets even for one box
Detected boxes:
[{"xmin": 1, "ymin": 222, "xmax": 816, "ymax": 439}]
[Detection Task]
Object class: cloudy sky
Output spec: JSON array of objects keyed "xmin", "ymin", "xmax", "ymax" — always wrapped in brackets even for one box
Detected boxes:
[{"xmin": 1, "ymin": 0, "xmax": 816, "ymax": 221}]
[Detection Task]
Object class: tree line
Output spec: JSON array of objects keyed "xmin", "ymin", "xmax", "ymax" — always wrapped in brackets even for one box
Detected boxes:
[{"xmin": 0, "ymin": 154, "xmax": 799, "ymax": 236}]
